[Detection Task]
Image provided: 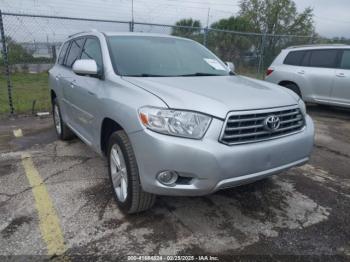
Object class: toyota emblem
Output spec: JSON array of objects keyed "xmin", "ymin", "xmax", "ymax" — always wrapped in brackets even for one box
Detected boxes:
[{"xmin": 264, "ymin": 115, "xmax": 281, "ymax": 132}]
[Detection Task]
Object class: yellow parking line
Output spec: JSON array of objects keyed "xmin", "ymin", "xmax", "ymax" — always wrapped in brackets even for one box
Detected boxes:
[
  {"xmin": 21, "ymin": 152, "xmax": 67, "ymax": 256},
  {"xmin": 13, "ymin": 128, "xmax": 23, "ymax": 137}
]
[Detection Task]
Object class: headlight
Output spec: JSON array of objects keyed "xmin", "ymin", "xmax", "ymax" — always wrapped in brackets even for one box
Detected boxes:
[
  {"xmin": 298, "ymin": 99, "xmax": 307, "ymax": 115},
  {"xmin": 138, "ymin": 107, "xmax": 212, "ymax": 139}
]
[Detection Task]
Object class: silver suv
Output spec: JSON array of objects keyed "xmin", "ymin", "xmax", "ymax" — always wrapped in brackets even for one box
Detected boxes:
[
  {"xmin": 266, "ymin": 45, "xmax": 350, "ymax": 108},
  {"xmin": 49, "ymin": 31, "xmax": 314, "ymax": 214}
]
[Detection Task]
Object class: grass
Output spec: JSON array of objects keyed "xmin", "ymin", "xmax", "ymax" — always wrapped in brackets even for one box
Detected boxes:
[{"xmin": 0, "ymin": 72, "xmax": 50, "ymax": 115}]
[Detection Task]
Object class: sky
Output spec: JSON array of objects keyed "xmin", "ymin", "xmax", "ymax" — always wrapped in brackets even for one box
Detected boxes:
[{"xmin": 0, "ymin": 0, "xmax": 349, "ymax": 39}]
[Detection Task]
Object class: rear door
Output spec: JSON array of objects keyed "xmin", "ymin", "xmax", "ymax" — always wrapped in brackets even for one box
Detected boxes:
[
  {"xmin": 331, "ymin": 49, "xmax": 350, "ymax": 106},
  {"xmin": 303, "ymin": 49, "xmax": 338, "ymax": 101},
  {"xmin": 52, "ymin": 41, "xmax": 71, "ymax": 120}
]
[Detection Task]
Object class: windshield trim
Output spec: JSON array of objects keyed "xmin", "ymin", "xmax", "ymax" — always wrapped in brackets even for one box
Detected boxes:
[{"xmin": 106, "ymin": 35, "xmax": 121, "ymax": 76}]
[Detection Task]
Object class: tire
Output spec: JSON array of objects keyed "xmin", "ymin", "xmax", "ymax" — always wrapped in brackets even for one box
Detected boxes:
[
  {"xmin": 107, "ymin": 130, "xmax": 156, "ymax": 214},
  {"xmin": 281, "ymin": 82, "xmax": 302, "ymax": 98},
  {"xmin": 52, "ymin": 98, "xmax": 74, "ymax": 140}
]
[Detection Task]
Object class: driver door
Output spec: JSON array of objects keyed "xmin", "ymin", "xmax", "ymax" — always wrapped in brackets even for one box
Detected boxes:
[
  {"xmin": 62, "ymin": 37, "xmax": 86, "ymax": 131},
  {"xmin": 68, "ymin": 36, "xmax": 104, "ymax": 145}
]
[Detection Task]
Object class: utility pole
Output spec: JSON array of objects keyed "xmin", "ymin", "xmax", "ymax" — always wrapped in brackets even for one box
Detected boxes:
[
  {"xmin": 258, "ymin": 28, "xmax": 267, "ymax": 77},
  {"xmin": 206, "ymin": 7, "xmax": 210, "ymax": 28},
  {"xmin": 46, "ymin": 34, "xmax": 50, "ymax": 57},
  {"xmin": 203, "ymin": 8, "xmax": 210, "ymax": 47},
  {"xmin": 129, "ymin": 0, "xmax": 134, "ymax": 32}
]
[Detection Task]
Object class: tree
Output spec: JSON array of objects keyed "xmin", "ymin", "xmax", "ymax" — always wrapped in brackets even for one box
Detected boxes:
[
  {"xmin": 209, "ymin": 16, "xmax": 254, "ymax": 68},
  {"xmin": 240, "ymin": 0, "xmax": 314, "ymax": 36},
  {"xmin": 314, "ymin": 36, "xmax": 350, "ymax": 45},
  {"xmin": 239, "ymin": 0, "xmax": 315, "ymax": 67},
  {"xmin": 171, "ymin": 18, "xmax": 202, "ymax": 40},
  {"xmin": 1, "ymin": 37, "xmax": 33, "ymax": 65}
]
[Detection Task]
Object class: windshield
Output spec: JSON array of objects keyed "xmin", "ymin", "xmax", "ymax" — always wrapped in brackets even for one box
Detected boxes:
[{"xmin": 107, "ymin": 36, "xmax": 230, "ymax": 77}]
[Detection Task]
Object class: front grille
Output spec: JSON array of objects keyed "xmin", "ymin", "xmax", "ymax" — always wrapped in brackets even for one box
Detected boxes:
[{"xmin": 220, "ymin": 106, "xmax": 305, "ymax": 145}]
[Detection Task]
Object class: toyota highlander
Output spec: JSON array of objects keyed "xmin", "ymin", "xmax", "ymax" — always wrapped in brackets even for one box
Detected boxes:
[
  {"xmin": 49, "ymin": 31, "xmax": 314, "ymax": 214},
  {"xmin": 265, "ymin": 44, "xmax": 350, "ymax": 108}
]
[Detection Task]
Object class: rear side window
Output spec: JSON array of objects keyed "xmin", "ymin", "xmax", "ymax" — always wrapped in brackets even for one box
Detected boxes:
[
  {"xmin": 301, "ymin": 51, "xmax": 311, "ymax": 66},
  {"xmin": 340, "ymin": 50, "xmax": 350, "ymax": 69},
  {"xmin": 65, "ymin": 38, "xmax": 85, "ymax": 68},
  {"xmin": 309, "ymin": 50, "xmax": 338, "ymax": 68},
  {"xmin": 57, "ymin": 42, "xmax": 69, "ymax": 65},
  {"xmin": 284, "ymin": 51, "xmax": 305, "ymax": 66}
]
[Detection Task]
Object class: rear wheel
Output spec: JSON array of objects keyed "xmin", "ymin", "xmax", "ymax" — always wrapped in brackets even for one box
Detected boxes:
[
  {"xmin": 52, "ymin": 98, "xmax": 74, "ymax": 140},
  {"xmin": 280, "ymin": 82, "xmax": 302, "ymax": 98},
  {"xmin": 108, "ymin": 130, "xmax": 156, "ymax": 214}
]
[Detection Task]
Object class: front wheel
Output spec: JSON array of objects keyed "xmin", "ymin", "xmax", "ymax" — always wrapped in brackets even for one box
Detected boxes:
[{"xmin": 108, "ymin": 130, "xmax": 156, "ymax": 214}]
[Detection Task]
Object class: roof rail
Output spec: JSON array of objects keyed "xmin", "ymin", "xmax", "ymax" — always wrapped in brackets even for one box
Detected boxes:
[
  {"xmin": 286, "ymin": 44, "xmax": 347, "ymax": 49},
  {"xmin": 68, "ymin": 29, "xmax": 99, "ymax": 38}
]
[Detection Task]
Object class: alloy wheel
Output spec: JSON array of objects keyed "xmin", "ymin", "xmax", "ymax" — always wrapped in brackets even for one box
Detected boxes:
[
  {"xmin": 110, "ymin": 144, "xmax": 128, "ymax": 202},
  {"xmin": 54, "ymin": 104, "xmax": 62, "ymax": 135}
]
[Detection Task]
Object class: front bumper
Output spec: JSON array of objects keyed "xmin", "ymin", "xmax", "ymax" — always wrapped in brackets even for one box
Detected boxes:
[{"xmin": 129, "ymin": 115, "xmax": 314, "ymax": 196}]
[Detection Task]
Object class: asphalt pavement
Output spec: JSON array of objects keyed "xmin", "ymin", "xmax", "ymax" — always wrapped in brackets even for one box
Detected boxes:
[{"xmin": 0, "ymin": 105, "xmax": 349, "ymax": 261}]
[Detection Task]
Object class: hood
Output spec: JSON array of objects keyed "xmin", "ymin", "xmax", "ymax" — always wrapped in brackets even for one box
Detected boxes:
[{"xmin": 124, "ymin": 75, "xmax": 298, "ymax": 119}]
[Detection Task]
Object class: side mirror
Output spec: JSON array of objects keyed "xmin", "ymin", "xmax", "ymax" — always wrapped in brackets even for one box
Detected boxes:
[
  {"xmin": 226, "ymin": 62, "xmax": 235, "ymax": 73},
  {"xmin": 72, "ymin": 59, "xmax": 98, "ymax": 76}
]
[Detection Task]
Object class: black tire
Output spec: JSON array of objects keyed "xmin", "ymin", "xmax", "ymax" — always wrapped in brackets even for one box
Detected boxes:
[
  {"xmin": 281, "ymin": 82, "xmax": 302, "ymax": 98},
  {"xmin": 107, "ymin": 130, "xmax": 156, "ymax": 214},
  {"xmin": 52, "ymin": 98, "xmax": 74, "ymax": 140}
]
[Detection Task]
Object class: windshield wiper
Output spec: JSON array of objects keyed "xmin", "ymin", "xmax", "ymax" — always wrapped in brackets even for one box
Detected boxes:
[
  {"xmin": 179, "ymin": 73, "xmax": 225, "ymax": 77},
  {"xmin": 124, "ymin": 72, "xmax": 230, "ymax": 77},
  {"xmin": 124, "ymin": 73, "xmax": 171, "ymax": 77}
]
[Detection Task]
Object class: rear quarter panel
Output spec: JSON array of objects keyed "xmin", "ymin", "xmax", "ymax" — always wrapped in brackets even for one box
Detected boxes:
[{"xmin": 265, "ymin": 50, "xmax": 314, "ymax": 101}]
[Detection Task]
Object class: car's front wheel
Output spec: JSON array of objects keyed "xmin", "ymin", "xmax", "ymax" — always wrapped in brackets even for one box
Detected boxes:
[{"xmin": 108, "ymin": 130, "xmax": 156, "ymax": 214}]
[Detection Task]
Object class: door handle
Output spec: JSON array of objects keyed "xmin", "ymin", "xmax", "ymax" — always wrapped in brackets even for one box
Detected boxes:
[
  {"xmin": 87, "ymin": 91, "xmax": 96, "ymax": 96},
  {"xmin": 297, "ymin": 70, "xmax": 305, "ymax": 75},
  {"xmin": 55, "ymin": 74, "xmax": 61, "ymax": 81},
  {"xmin": 336, "ymin": 73, "xmax": 345, "ymax": 78},
  {"xmin": 70, "ymin": 80, "xmax": 77, "ymax": 88}
]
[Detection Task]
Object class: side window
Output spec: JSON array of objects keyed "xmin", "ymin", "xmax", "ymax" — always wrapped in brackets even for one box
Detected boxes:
[
  {"xmin": 300, "ymin": 51, "xmax": 311, "ymax": 67},
  {"xmin": 284, "ymin": 51, "xmax": 305, "ymax": 66},
  {"xmin": 65, "ymin": 38, "xmax": 85, "ymax": 68},
  {"xmin": 340, "ymin": 50, "xmax": 350, "ymax": 70},
  {"xmin": 309, "ymin": 49, "xmax": 338, "ymax": 68},
  {"xmin": 57, "ymin": 42, "xmax": 69, "ymax": 65},
  {"xmin": 81, "ymin": 38, "xmax": 103, "ymax": 70}
]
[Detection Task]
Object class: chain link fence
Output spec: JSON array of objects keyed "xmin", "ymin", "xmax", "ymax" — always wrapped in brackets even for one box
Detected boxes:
[{"xmin": 0, "ymin": 11, "xmax": 347, "ymax": 115}]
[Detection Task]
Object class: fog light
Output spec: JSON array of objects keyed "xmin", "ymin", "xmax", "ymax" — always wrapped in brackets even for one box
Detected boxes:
[{"xmin": 157, "ymin": 171, "xmax": 178, "ymax": 186}]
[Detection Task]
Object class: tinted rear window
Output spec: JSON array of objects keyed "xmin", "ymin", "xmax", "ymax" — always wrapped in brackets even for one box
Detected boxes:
[
  {"xmin": 301, "ymin": 51, "xmax": 311, "ymax": 66},
  {"xmin": 340, "ymin": 50, "xmax": 350, "ymax": 69},
  {"xmin": 309, "ymin": 50, "xmax": 338, "ymax": 68},
  {"xmin": 284, "ymin": 51, "xmax": 305, "ymax": 66}
]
